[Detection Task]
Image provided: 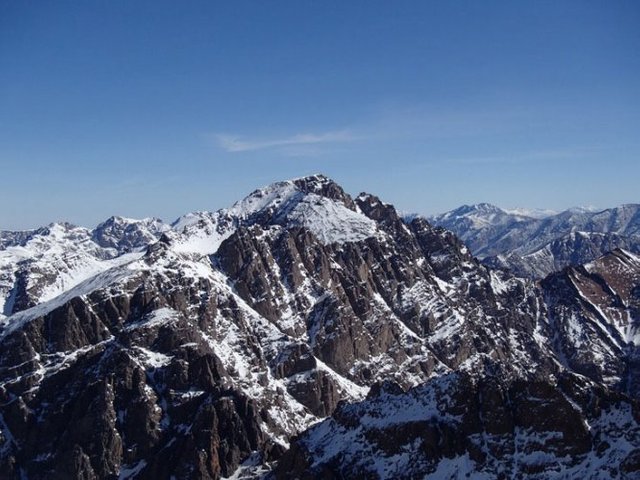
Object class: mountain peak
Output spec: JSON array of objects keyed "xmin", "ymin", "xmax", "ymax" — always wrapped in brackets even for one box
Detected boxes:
[
  {"xmin": 441, "ymin": 203, "xmax": 504, "ymax": 218},
  {"xmin": 42, "ymin": 221, "xmax": 79, "ymax": 233},
  {"xmin": 291, "ymin": 173, "xmax": 332, "ymax": 189},
  {"xmin": 467, "ymin": 202, "xmax": 504, "ymax": 213},
  {"xmin": 92, "ymin": 216, "xmax": 168, "ymax": 252},
  {"xmin": 232, "ymin": 175, "xmax": 377, "ymax": 243},
  {"xmin": 96, "ymin": 215, "xmax": 160, "ymax": 227},
  {"xmin": 560, "ymin": 205, "xmax": 602, "ymax": 216},
  {"xmin": 222, "ymin": 174, "xmax": 355, "ymax": 222},
  {"xmin": 292, "ymin": 174, "xmax": 355, "ymax": 208},
  {"xmin": 503, "ymin": 207, "xmax": 558, "ymax": 219},
  {"xmin": 171, "ymin": 175, "xmax": 377, "ymax": 254}
]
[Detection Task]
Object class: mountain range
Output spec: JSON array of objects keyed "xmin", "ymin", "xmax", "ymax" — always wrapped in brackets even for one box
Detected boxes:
[
  {"xmin": 0, "ymin": 175, "xmax": 638, "ymax": 479},
  {"xmin": 428, "ymin": 203, "xmax": 640, "ymax": 278}
]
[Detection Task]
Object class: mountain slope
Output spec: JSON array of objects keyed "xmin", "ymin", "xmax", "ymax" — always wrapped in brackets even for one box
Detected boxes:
[
  {"xmin": 276, "ymin": 372, "xmax": 640, "ymax": 479},
  {"xmin": 485, "ymin": 231, "xmax": 640, "ymax": 279},
  {"xmin": 542, "ymin": 249, "xmax": 640, "ymax": 394},
  {"xmin": 430, "ymin": 203, "xmax": 640, "ymax": 278},
  {"xmin": 0, "ymin": 218, "xmax": 168, "ymax": 320},
  {"xmin": 275, "ymin": 245, "xmax": 640, "ymax": 479}
]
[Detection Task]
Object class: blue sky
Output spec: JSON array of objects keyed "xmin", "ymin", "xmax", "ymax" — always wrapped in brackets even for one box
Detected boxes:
[{"xmin": 1, "ymin": 0, "xmax": 639, "ymax": 229}]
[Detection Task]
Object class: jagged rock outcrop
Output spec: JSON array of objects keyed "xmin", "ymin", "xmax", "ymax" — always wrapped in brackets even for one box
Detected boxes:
[
  {"xmin": 542, "ymin": 248, "xmax": 640, "ymax": 396},
  {"xmin": 275, "ymin": 371, "xmax": 640, "ymax": 479}
]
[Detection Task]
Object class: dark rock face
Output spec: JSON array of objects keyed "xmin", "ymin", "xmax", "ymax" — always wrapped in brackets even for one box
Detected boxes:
[
  {"xmin": 275, "ymin": 372, "xmax": 640, "ymax": 479},
  {"xmin": 0, "ymin": 264, "xmax": 274, "ymax": 479},
  {"xmin": 293, "ymin": 174, "xmax": 357, "ymax": 210},
  {"xmin": 0, "ymin": 176, "xmax": 638, "ymax": 479},
  {"xmin": 542, "ymin": 249, "xmax": 640, "ymax": 396}
]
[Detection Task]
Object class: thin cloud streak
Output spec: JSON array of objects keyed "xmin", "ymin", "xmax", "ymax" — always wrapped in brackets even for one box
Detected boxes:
[
  {"xmin": 214, "ymin": 130, "xmax": 356, "ymax": 152},
  {"xmin": 211, "ymin": 103, "xmax": 609, "ymax": 158}
]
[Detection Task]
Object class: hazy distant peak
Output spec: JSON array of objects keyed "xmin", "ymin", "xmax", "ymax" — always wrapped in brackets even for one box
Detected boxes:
[
  {"xmin": 503, "ymin": 207, "xmax": 558, "ymax": 219},
  {"xmin": 566, "ymin": 205, "xmax": 600, "ymax": 214}
]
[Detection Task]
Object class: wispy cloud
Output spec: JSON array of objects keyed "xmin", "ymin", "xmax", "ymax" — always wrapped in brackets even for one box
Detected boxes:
[
  {"xmin": 213, "ymin": 129, "xmax": 356, "ymax": 153},
  {"xmin": 210, "ymin": 103, "xmax": 606, "ymax": 158}
]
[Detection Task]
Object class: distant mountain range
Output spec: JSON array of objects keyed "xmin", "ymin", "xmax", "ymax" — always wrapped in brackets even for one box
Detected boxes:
[
  {"xmin": 428, "ymin": 203, "xmax": 640, "ymax": 278},
  {"xmin": 0, "ymin": 176, "xmax": 639, "ymax": 479}
]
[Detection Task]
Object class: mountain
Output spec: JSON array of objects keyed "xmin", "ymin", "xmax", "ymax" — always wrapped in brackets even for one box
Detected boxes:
[
  {"xmin": 276, "ymin": 251, "xmax": 640, "ymax": 480},
  {"xmin": 542, "ymin": 249, "xmax": 640, "ymax": 393},
  {"xmin": 484, "ymin": 230, "xmax": 640, "ymax": 279},
  {"xmin": 92, "ymin": 216, "xmax": 168, "ymax": 252},
  {"xmin": 429, "ymin": 203, "xmax": 640, "ymax": 278},
  {"xmin": 0, "ymin": 218, "xmax": 169, "ymax": 320},
  {"xmin": 502, "ymin": 207, "xmax": 558, "ymax": 219},
  {"xmin": 276, "ymin": 373, "xmax": 640, "ymax": 479},
  {"xmin": 427, "ymin": 203, "xmax": 535, "ymax": 257},
  {"xmin": 0, "ymin": 175, "xmax": 638, "ymax": 479}
]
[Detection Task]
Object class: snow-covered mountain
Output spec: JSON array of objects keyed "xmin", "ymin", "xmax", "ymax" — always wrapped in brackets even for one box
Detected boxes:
[
  {"xmin": 0, "ymin": 175, "xmax": 639, "ymax": 479},
  {"xmin": 277, "ymin": 251, "xmax": 640, "ymax": 480},
  {"xmin": 0, "ymin": 217, "xmax": 169, "ymax": 320},
  {"xmin": 277, "ymin": 373, "xmax": 640, "ymax": 479},
  {"xmin": 429, "ymin": 203, "xmax": 640, "ymax": 278},
  {"xmin": 503, "ymin": 206, "xmax": 558, "ymax": 219}
]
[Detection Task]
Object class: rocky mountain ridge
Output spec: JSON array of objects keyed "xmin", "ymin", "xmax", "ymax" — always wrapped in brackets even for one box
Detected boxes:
[
  {"xmin": 0, "ymin": 175, "xmax": 638, "ymax": 479},
  {"xmin": 0, "ymin": 217, "xmax": 169, "ymax": 320},
  {"xmin": 429, "ymin": 203, "xmax": 640, "ymax": 278},
  {"xmin": 276, "ymin": 372, "xmax": 640, "ymax": 479}
]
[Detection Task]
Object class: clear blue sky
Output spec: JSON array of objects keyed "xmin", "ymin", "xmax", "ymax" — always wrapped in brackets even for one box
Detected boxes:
[{"xmin": 1, "ymin": 0, "xmax": 639, "ymax": 229}]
